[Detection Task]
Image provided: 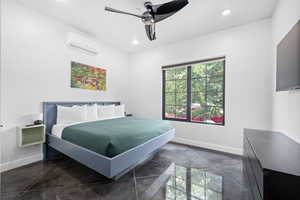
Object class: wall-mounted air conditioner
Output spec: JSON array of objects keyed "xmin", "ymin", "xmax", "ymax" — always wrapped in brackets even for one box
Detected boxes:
[{"xmin": 67, "ymin": 32, "xmax": 99, "ymax": 55}]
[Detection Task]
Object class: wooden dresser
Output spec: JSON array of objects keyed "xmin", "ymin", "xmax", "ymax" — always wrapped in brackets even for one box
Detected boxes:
[{"xmin": 243, "ymin": 129, "xmax": 300, "ymax": 200}]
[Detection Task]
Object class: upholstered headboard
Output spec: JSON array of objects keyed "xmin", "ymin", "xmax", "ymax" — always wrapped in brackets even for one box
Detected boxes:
[{"xmin": 43, "ymin": 101, "xmax": 121, "ymax": 134}]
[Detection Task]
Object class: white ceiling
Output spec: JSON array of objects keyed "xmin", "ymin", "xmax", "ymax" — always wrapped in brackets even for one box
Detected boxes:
[{"xmin": 16, "ymin": 0, "xmax": 278, "ymax": 52}]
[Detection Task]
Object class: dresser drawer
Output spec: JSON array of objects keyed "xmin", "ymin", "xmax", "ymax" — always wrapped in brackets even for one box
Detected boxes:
[{"xmin": 244, "ymin": 137, "xmax": 264, "ymax": 198}]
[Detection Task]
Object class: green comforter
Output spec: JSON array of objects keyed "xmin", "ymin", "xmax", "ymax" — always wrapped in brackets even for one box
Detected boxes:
[{"xmin": 61, "ymin": 117, "xmax": 172, "ymax": 158}]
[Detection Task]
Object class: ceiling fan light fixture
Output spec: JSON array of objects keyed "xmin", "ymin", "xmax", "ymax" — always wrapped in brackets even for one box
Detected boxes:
[{"xmin": 142, "ymin": 11, "xmax": 155, "ymax": 25}]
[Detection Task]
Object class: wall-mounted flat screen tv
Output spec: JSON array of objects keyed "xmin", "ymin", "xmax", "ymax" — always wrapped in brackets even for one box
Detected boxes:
[{"xmin": 276, "ymin": 20, "xmax": 300, "ymax": 91}]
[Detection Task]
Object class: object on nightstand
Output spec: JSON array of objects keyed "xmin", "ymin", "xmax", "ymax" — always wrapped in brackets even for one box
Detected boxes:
[
  {"xmin": 17, "ymin": 124, "xmax": 45, "ymax": 147},
  {"xmin": 126, "ymin": 114, "xmax": 133, "ymax": 117},
  {"xmin": 31, "ymin": 113, "xmax": 43, "ymax": 125}
]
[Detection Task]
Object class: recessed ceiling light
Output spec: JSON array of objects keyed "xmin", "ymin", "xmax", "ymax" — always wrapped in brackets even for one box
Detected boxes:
[
  {"xmin": 132, "ymin": 39, "xmax": 139, "ymax": 45},
  {"xmin": 221, "ymin": 9, "xmax": 232, "ymax": 16}
]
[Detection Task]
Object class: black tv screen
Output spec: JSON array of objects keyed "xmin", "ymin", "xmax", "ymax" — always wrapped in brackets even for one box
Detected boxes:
[{"xmin": 276, "ymin": 20, "xmax": 300, "ymax": 91}]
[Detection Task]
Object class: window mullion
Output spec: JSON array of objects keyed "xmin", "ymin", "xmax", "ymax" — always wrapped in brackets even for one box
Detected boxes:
[
  {"xmin": 187, "ymin": 66, "xmax": 192, "ymax": 122},
  {"xmin": 205, "ymin": 64, "xmax": 208, "ymax": 121},
  {"xmin": 162, "ymin": 70, "xmax": 166, "ymax": 119},
  {"xmin": 174, "ymin": 78, "xmax": 177, "ymax": 118}
]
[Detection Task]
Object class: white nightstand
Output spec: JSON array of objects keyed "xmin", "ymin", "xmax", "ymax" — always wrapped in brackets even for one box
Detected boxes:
[{"xmin": 17, "ymin": 124, "xmax": 45, "ymax": 147}]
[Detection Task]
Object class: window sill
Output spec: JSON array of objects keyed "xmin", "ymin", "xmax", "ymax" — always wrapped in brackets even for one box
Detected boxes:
[{"xmin": 163, "ymin": 118, "xmax": 225, "ymax": 126}]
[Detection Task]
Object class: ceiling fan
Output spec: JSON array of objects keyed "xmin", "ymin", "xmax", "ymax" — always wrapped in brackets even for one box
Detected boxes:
[{"xmin": 104, "ymin": 0, "xmax": 189, "ymax": 41}]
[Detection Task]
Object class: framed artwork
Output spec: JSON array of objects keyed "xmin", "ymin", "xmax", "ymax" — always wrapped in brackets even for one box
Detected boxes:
[{"xmin": 71, "ymin": 61, "xmax": 106, "ymax": 91}]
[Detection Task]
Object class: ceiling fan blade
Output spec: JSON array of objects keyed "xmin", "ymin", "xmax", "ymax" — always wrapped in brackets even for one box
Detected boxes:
[
  {"xmin": 145, "ymin": 24, "xmax": 156, "ymax": 41},
  {"xmin": 152, "ymin": 0, "xmax": 189, "ymax": 22},
  {"xmin": 153, "ymin": 13, "xmax": 175, "ymax": 23},
  {"xmin": 105, "ymin": 6, "xmax": 143, "ymax": 19},
  {"xmin": 153, "ymin": 0, "xmax": 188, "ymax": 14}
]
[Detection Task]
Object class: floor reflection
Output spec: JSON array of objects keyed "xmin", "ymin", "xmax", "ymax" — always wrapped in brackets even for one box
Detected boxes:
[
  {"xmin": 1, "ymin": 143, "xmax": 248, "ymax": 200},
  {"xmin": 144, "ymin": 163, "xmax": 223, "ymax": 200}
]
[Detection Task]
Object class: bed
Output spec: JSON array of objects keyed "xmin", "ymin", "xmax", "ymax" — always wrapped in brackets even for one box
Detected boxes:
[{"xmin": 43, "ymin": 101, "xmax": 175, "ymax": 179}]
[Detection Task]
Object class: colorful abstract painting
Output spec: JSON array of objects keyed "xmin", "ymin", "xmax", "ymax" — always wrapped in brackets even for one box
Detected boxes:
[{"xmin": 71, "ymin": 62, "xmax": 106, "ymax": 91}]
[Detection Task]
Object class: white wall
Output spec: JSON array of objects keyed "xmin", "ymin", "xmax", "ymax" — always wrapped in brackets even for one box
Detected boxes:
[
  {"xmin": 271, "ymin": 0, "xmax": 300, "ymax": 143},
  {"xmin": 128, "ymin": 20, "xmax": 273, "ymax": 155},
  {"xmin": 0, "ymin": 0, "xmax": 129, "ymax": 171}
]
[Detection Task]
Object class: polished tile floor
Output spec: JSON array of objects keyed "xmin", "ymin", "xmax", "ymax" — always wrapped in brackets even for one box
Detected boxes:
[{"xmin": 1, "ymin": 143, "xmax": 252, "ymax": 200}]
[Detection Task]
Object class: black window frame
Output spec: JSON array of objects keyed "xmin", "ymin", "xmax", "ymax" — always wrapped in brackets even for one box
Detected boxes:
[{"xmin": 162, "ymin": 57, "xmax": 226, "ymax": 126}]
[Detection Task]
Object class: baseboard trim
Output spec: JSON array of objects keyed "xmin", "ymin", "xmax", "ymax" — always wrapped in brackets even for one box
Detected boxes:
[
  {"xmin": 172, "ymin": 137, "xmax": 243, "ymax": 156},
  {"xmin": 0, "ymin": 153, "xmax": 43, "ymax": 173}
]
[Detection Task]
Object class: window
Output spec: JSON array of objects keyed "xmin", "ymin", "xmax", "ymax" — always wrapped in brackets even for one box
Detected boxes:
[{"xmin": 162, "ymin": 57, "xmax": 225, "ymax": 125}]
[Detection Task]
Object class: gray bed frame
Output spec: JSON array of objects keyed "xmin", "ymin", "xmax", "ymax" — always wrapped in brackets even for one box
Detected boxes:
[{"xmin": 43, "ymin": 101, "xmax": 175, "ymax": 179}]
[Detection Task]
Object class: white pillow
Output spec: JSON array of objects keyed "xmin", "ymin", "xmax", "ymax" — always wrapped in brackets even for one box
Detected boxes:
[
  {"xmin": 56, "ymin": 105, "xmax": 87, "ymax": 124},
  {"xmin": 114, "ymin": 104, "xmax": 125, "ymax": 117},
  {"xmin": 86, "ymin": 104, "xmax": 98, "ymax": 121},
  {"xmin": 98, "ymin": 105, "xmax": 115, "ymax": 119},
  {"xmin": 73, "ymin": 105, "xmax": 88, "ymax": 120}
]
